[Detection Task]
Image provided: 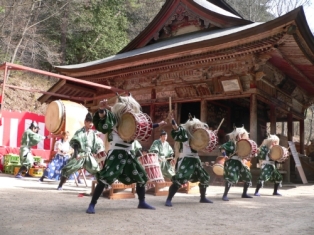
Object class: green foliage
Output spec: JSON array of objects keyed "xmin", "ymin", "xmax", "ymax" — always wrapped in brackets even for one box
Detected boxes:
[{"xmin": 64, "ymin": 0, "xmax": 129, "ymax": 64}]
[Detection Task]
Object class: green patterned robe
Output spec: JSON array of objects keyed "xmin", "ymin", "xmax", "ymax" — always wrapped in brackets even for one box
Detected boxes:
[
  {"xmin": 61, "ymin": 127, "xmax": 103, "ymax": 178},
  {"xmin": 19, "ymin": 129, "xmax": 45, "ymax": 170},
  {"xmin": 171, "ymin": 126, "xmax": 210, "ymax": 187},
  {"xmin": 149, "ymin": 139, "xmax": 175, "ymax": 179},
  {"xmin": 219, "ymin": 141, "xmax": 252, "ymax": 185},
  {"xmin": 93, "ymin": 110, "xmax": 148, "ymax": 187},
  {"xmin": 256, "ymin": 145, "xmax": 282, "ymax": 185}
]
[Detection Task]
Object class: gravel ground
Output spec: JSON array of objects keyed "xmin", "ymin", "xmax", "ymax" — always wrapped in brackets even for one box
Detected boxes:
[{"xmin": 0, "ymin": 173, "xmax": 313, "ymax": 235}]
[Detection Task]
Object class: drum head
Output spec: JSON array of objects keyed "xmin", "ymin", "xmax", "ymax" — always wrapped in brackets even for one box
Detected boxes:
[
  {"xmin": 45, "ymin": 100, "xmax": 64, "ymax": 134},
  {"xmin": 213, "ymin": 164, "xmax": 224, "ymax": 176},
  {"xmin": 236, "ymin": 139, "xmax": 252, "ymax": 158},
  {"xmin": 118, "ymin": 112, "xmax": 136, "ymax": 141},
  {"xmin": 190, "ymin": 128, "xmax": 209, "ymax": 151},
  {"xmin": 269, "ymin": 145, "xmax": 283, "ymax": 161}
]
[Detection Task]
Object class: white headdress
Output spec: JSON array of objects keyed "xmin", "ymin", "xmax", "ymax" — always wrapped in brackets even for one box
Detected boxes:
[
  {"xmin": 111, "ymin": 93, "xmax": 141, "ymax": 120},
  {"xmin": 227, "ymin": 125, "xmax": 249, "ymax": 142},
  {"xmin": 181, "ymin": 114, "xmax": 208, "ymax": 138},
  {"xmin": 260, "ymin": 133, "xmax": 280, "ymax": 148}
]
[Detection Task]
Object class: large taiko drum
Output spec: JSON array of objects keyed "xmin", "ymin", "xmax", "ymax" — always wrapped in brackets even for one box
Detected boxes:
[
  {"xmin": 190, "ymin": 128, "xmax": 218, "ymax": 152},
  {"xmin": 139, "ymin": 153, "xmax": 164, "ymax": 189},
  {"xmin": 118, "ymin": 112, "xmax": 153, "ymax": 142},
  {"xmin": 45, "ymin": 100, "xmax": 88, "ymax": 137},
  {"xmin": 269, "ymin": 145, "xmax": 289, "ymax": 162},
  {"xmin": 212, "ymin": 156, "xmax": 226, "ymax": 176},
  {"xmin": 236, "ymin": 139, "xmax": 258, "ymax": 159}
]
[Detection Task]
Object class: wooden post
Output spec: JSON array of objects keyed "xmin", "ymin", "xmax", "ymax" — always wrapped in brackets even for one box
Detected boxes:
[
  {"xmin": 270, "ymin": 105, "xmax": 276, "ymax": 134},
  {"xmin": 287, "ymin": 112, "xmax": 293, "ymax": 141},
  {"xmin": 249, "ymin": 94, "xmax": 257, "ymax": 142},
  {"xmin": 300, "ymin": 119, "xmax": 304, "ymax": 154},
  {"xmin": 200, "ymin": 99, "xmax": 207, "ymax": 123}
]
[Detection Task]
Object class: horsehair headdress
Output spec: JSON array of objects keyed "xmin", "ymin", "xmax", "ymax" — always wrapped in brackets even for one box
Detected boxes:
[
  {"xmin": 260, "ymin": 133, "xmax": 280, "ymax": 148},
  {"xmin": 227, "ymin": 124, "xmax": 249, "ymax": 142},
  {"xmin": 111, "ymin": 92, "xmax": 142, "ymax": 120},
  {"xmin": 182, "ymin": 113, "xmax": 208, "ymax": 138}
]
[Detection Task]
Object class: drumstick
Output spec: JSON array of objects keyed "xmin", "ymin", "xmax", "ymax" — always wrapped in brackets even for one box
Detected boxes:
[
  {"xmin": 216, "ymin": 118, "xmax": 225, "ymax": 131},
  {"xmin": 169, "ymin": 97, "xmax": 172, "ymax": 112}
]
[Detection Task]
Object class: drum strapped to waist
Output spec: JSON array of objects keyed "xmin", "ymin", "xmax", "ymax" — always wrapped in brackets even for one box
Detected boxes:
[
  {"xmin": 118, "ymin": 112, "xmax": 153, "ymax": 142},
  {"xmin": 190, "ymin": 128, "xmax": 218, "ymax": 152},
  {"xmin": 269, "ymin": 145, "xmax": 289, "ymax": 162},
  {"xmin": 236, "ymin": 139, "xmax": 258, "ymax": 159},
  {"xmin": 45, "ymin": 100, "xmax": 88, "ymax": 135}
]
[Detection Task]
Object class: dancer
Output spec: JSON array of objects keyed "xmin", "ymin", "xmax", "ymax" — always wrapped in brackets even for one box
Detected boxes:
[
  {"xmin": 165, "ymin": 115, "xmax": 213, "ymax": 207},
  {"xmin": 56, "ymin": 113, "xmax": 104, "ymax": 190},
  {"xmin": 149, "ymin": 130, "xmax": 175, "ymax": 180},
  {"xmin": 15, "ymin": 121, "xmax": 50, "ymax": 178},
  {"xmin": 86, "ymin": 94, "xmax": 165, "ymax": 214},
  {"xmin": 39, "ymin": 131, "xmax": 75, "ymax": 182},
  {"xmin": 219, "ymin": 126, "xmax": 254, "ymax": 201},
  {"xmin": 254, "ymin": 134, "xmax": 283, "ymax": 196}
]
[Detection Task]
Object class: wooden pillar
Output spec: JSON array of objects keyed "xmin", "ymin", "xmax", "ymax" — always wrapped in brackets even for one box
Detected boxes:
[
  {"xmin": 200, "ymin": 99, "xmax": 207, "ymax": 123},
  {"xmin": 270, "ymin": 105, "xmax": 276, "ymax": 134},
  {"xmin": 249, "ymin": 94, "xmax": 257, "ymax": 142},
  {"xmin": 300, "ymin": 119, "xmax": 304, "ymax": 154},
  {"xmin": 287, "ymin": 112, "xmax": 293, "ymax": 141}
]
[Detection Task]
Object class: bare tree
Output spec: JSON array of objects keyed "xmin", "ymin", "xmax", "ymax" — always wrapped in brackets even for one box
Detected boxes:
[{"xmin": 267, "ymin": 0, "xmax": 311, "ymax": 17}]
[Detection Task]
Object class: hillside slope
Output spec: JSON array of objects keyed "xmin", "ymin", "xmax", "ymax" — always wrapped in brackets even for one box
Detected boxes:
[{"xmin": 2, "ymin": 72, "xmax": 57, "ymax": 115}]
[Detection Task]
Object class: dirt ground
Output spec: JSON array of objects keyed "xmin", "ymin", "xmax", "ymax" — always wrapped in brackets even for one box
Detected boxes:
[{"xmin": 0, "ymin": 173, "xmax": 313, "ymax": 235}]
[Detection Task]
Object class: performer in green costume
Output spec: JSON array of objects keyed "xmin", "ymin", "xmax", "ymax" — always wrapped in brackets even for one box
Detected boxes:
[
  {"xmin": 219, "ymin": 126, "xmax": 255, "ymax": 201},
  {"xmin": 86, "ymin": 94, "xmax": 165, "ymax": 214},
  {"xmin": 254, "ymin": 134, "xmax": 283, "ymax": 196},
  {"xmin": 57, "ymin": 113, "xmax": 104, "ymax": 190},
  {"xmin": 149, "ymin": 130, "xmax": 175, "ymax": 180},
  {"xmin": 15, "ymin": 121, "xmax": 50, "ymax": 178},
  {"xmin": 165, "ymin": 115, "xmax": 215, "ymax": 207}
]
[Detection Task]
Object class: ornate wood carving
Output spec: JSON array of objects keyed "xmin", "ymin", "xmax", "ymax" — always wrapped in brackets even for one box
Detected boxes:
[
  {"xmin": 156, "ymin": 88, "xmax": 177, "ymax": 99},
  {"xmin": 260, "ymin": 63, "xmax": 285, "ymax": 86},
  {"xmin": 157, "ymin": 69, "xmax": 205, "ymax": 84},
  {"xmin": 161, "ymin": 2, "xmax": 209, "ymax": 39},
  {"xmin": 175, "ymin": 86, "xmax": 198, "ymax": 98},
  {"xmin": 195, "ymin": 83, "xmax": 211, "ymax": 96},
  {"xmin": 132, "ymin": 89, "xmax": 152, "ymax": 101}
]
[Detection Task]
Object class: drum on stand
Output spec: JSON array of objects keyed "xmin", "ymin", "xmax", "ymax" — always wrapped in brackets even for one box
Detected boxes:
[
  {"xmin": 118, "ymin": 112, "xmax": 153, "ymax": 142},
  {"xmin": 190, "ymin": 128, "xmax": 218, "ymax": 152},
  {"xmin": 269, "ymin": 145, "xmax": 289, "ymax": 162},
  {"xmin": 139, "ymin": 153, "xmax": 164, "ymax": 190},
  {"xmin": 45, "ymin": 100, "xmax": 88, "ymax": 138}
]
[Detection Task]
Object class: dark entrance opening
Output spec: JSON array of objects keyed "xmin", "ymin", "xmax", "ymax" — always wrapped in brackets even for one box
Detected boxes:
[{"xmin": 180, "ymin": 102, "xmax": 200, "ymax": 123}]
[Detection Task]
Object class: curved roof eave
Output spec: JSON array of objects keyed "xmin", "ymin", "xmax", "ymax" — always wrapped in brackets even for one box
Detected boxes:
[
  {"xmin": 55, "ymin": 7, "xmax": 313, "ymax": 78},
  {"xmin": 118, "ymin": 0, "xmax": 252, "ymax": 53}
]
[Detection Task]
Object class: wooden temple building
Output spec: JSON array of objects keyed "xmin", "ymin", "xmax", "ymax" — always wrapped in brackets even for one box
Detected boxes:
[{"xmin": 39, "ymin": 0, "xmax": 314, "ymax": 182}]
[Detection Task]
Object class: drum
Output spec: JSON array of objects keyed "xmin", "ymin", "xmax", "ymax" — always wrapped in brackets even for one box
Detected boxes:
[
  {"xmin": 190, "ymin": 128, "xmax": 218, "ymax": 152},
  {"xmin": 212, "ymin": 156, "xmax": 226, "ymax": 176},
  {"xmin": 139, "ymin": 153, "xmax": 159, "ymax": 167},
  {"xmin": 269, "ymin": 145, "xmax": 289, "ymax": 162},
  {"xmin": 94, "ymin": 151, "xmax": 107, "ymax": 170},
  {"xmin": 45, "ymin": 100, "xmax": 88, "ymax": 137},
  {"xmin": 118, "ymin": 112, "xmax": 153, "ymax": 142},
  {"xmin": 236, "ymin": 139, "xmax": 258, "ymax": 159},
  {"xmin": 139, "ymin": 153, "xmax": 164, "ymax": 189}
]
